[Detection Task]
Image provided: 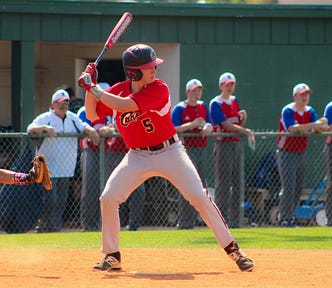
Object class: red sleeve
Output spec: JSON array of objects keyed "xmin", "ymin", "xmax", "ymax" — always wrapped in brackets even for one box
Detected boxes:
[
  {"xmin": 96, "ymin": 101, "xmax": 113, "ymax": 118},
  {"xmin": 131, "ymin": 80, "xmax": 169, "ymax": 113},
  {"xmin": 95, "ymin": 82, "xmax": 130, "ymax": 118}
]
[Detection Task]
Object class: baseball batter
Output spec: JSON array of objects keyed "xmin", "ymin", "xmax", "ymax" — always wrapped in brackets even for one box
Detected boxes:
[{"xmin": 78, "ymin": 43, "xmax": 254, "ymax": 272}]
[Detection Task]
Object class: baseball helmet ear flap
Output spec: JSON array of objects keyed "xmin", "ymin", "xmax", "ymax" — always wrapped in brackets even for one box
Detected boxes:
[{"xmin": 124, "ymin": 67, "xmax": 143, "ymax": 81}]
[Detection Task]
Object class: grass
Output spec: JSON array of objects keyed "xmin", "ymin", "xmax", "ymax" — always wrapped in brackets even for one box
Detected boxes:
[{"xmin": 0, "ymin": 227, "xmax": 331, "ymax": 250}]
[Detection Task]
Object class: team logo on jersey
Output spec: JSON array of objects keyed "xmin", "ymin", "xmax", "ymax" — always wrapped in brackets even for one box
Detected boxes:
[{"xmin": 120, "ymin": 111, "xmax": 142, "ymax": 126}]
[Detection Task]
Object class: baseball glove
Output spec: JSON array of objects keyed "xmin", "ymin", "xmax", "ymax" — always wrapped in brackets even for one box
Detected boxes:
[
  {"xmin": 29, "ymin": 154, "xmax": 53, "ymax": 190},
  {"xmin": 315, "ymin": 117, "xmax": 329, "ymax": 133}
]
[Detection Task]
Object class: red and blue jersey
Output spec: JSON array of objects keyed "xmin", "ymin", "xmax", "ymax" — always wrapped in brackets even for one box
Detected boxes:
[
  {"xmin": 209, "ymin": 95, "xmax": 241, "ymax": 142},
  {"xmin": 171, "ymin": 100, "xmax": 210, "ymax": 148},
  {"xmin": 95, "ymin": 79, "xmax": 176, "ymax": 148},
  {"xmin": 77, "ymin": 106, "xmax": 110, "ymax": 152},
  {"xmin": 277, "ymin": 102, "xmax": 317, "ymax": 153},
  {"xmin": 323, "ymin": 101, "xmax": 332, "ymax": 144}
]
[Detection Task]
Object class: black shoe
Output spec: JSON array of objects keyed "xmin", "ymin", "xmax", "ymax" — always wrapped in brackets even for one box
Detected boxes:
[
  {"xmin": 93, "ymin": 252, "xmax": 121, "ymax": 271},
  {"xmin": 224, "ymin": 241, "xmax": 255, "ymax": 272},
  {"xmin": 280, "ymin": 218, "xmax": 298, "ymax": 228},
  {"xmin": 125, "ymin": 224, "xmax": 140, "ymax": 231},
  {"xmin": 34, "ymin": 226, "xmax": 57, "ymax": 233}
]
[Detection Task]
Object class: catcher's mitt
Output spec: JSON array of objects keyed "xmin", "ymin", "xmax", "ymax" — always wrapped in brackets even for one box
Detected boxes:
[
  {"xmin": 29, "ymin": 154, "xmax": 53, "ymax": 190},
  {"xmin": 315, "ymin": 117, "xmax": 329, "ymax": 133}
]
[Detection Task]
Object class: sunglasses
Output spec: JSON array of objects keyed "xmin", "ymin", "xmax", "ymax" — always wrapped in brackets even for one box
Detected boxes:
[{"xmin": 58, "ymin": 100, "xmax": 70, "ymax": 104}]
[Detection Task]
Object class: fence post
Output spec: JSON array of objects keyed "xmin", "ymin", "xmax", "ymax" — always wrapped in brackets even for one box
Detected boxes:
[
  {"xmin": 99, "ymin": 137, "xmax": 105, "ymax": 194},
  {"xmin": 239, "ymin": 137, "xmax": 245, "ymax": 228}
]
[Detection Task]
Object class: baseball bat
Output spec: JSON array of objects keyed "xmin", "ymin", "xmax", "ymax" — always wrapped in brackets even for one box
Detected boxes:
[{"xmin": 94, "ymin": 12, "xmax": 133, "ymax": 66}]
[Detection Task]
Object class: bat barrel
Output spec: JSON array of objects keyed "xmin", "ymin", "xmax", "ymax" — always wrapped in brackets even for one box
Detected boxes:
[{"xmin": 104, "ymin": 12, "xmax": 133, "ymax": 49}]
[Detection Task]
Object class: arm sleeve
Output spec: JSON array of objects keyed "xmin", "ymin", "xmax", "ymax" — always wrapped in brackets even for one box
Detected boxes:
[
  {"xmin": 324, "ymin": 104, "xmax": 332, "ymax": 125},
  {"xmin": 96, "ymin": 101, "xmax": 114, "ymax": 119},
  {"xmin": 282, "ymin": 108, "xmax": 296, "ymax": 130},
  {"xmin": 132, "ymin": 80, "xmax": 170, "ymax": 113},
  {"xmin": 27, "ymin": 112, "xmax": 50, "ymax": 131},
  {"xmin": 73, "ymin": 116, "xmax": 88, "ymax": 132},
  {"xmin": 210, "ymin": 101, "xmax": 226, "ymax": 126},
  {"xmin": 309, "ymin": 107, "xmax": 318, "ymax": 122},
  {"xmin": 171, "ymin": 105, "xmax": 184, "ymax": 126},
  {"xmin": 203, "ymin": 103, "xmax": 211, "ymax": 124},
  {"xmin": 77, "ymin": 108, "xmax": 92, "ymax": 125}
]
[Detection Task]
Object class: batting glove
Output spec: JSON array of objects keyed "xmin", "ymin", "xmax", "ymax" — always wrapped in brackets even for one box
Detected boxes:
[
  {"xmin": 77, "ymin": 72, "xmax": 96, "ymax": 91},
  {"xmin": 84, "ymin": 62, "xmax": 98, "ymax": 84},
  {"xmin": 77, "ymin": 62, "xmax": 98, "ymax": 91}
]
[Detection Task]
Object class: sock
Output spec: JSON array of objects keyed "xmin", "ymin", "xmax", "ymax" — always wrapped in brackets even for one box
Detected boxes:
[
  {"xmin": 224, "ymin": 241, "xmax": 239, "ymax": 255},
  {"xmin": 108, "ymin": 251, "xmax": 121, "ymax": 262}
]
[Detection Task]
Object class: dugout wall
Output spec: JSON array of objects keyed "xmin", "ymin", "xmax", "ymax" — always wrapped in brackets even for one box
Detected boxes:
[{"xmin": 1, "ymin": 1, "xmax": 332, "ymax": 131}]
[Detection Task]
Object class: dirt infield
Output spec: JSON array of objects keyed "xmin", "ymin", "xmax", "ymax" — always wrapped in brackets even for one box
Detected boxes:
[{"xmin": 0, "ymin": 247, "xmax": 331, "ymax": 288}]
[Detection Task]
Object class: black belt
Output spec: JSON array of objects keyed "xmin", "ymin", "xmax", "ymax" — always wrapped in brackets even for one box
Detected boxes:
[{"xmin": 134, "ymin": 135, "xmax": 178, "ymax": 152}]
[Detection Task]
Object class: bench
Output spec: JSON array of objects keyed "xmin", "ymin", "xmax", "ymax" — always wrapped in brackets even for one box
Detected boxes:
[
  {"xmin": 246, "ymin": 187, "xmax": 327, "ymax": 225},
  {"xmin": 300, "ymin": 188, "xmax": 326, "ymax": 203}
]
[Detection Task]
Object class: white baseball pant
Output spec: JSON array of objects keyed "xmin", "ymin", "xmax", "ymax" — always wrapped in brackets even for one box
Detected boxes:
[{"xmin": 99, "ymin": 140, "xmax": 234, "ymax": 254}]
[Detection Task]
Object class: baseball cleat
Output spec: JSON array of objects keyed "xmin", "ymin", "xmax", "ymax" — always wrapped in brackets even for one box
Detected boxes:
[
  {"xmin": 229, "ymin": 250, "xmax": 255, "ymax": 272},
  {"xmin": 224, "ymin": 241, "xmax": 255, "ymax": 272},
  {"xmin": 93, "ymin": 252, "xmax": 121, "ymax": 271}
]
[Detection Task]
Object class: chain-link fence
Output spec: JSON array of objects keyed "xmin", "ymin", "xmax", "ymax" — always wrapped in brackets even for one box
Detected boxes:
[{"xmin": 0, "ymin": 132, "xmax": 329, "ymax": 233}]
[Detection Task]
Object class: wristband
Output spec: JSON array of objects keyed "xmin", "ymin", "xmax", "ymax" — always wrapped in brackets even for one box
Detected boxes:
[{"xmin": 13, "ymin": 172, "xmax": 30, "ymax": 185}]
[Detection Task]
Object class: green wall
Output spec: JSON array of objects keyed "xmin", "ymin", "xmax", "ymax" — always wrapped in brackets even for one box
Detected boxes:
[
  {"xmin": 178, "ymin": 15, "xmax": 332, "ymax": 130},
  {"xmin": 182, "ymin": 44, "xmax": 332, "ymax": 130}
]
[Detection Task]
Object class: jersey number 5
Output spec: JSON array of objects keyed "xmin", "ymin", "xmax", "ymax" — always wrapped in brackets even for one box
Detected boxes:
[{"xmin": 142, "ymin": 118, "xmax": 154, "ymax": 133}]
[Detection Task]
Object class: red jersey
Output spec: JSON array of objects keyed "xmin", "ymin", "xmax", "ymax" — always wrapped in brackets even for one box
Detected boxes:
[
  {"xmin": 106, "ymin": 136, "xmax": 128, "ymax": 153},
  {"xmin": 209, "ymin": 95, "xmax": 241, "ymax": 142},
  {"xmin": 277, "ymin": 102, "xmax": 317, "ymax": 153},
  {"xmin": 96, "ymin": 79, "xmax": 177, "ymax": 148},
  {"xmin": 171, "ymin": 100, "xmax": 209, "ymax": 148},
  {"xmin": 106, "ymin": 119, "xmax": 129, "ymax": 153},
  {"xmin": 77, "ymin": 106, "xmax": 110, "ymax": 152}
]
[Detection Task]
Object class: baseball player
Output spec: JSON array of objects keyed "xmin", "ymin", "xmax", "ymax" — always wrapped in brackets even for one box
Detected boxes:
[
  {"xmin": 323, "ymin": 101, "xmax": 332, "ymax": 226},
  {"xmin": 171, "ymin": 78, "xmax": 213, "ymax": 229},
  {"xmin": 0, "ymin": 155, "xmax": 51, "ymax": 188},
  {"xmin": 0, "ymin": 169, "xmax": 34, "ymax": 185},
  {"xmin": 78, "ymin": 43, "xmax": 254, "ymax": 272},
  {"xmin": 277, "ymin": 83, "xmax": 326, "ymax": 227},
  {"xmin": 209, "ymin": 72, "xmax": 254, "ymax": 228}
]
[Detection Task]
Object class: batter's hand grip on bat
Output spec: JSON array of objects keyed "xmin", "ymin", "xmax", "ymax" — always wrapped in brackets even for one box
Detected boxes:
[{"xmin": 78, "ymin": 62, "xmax": 98, "ymax": 88}]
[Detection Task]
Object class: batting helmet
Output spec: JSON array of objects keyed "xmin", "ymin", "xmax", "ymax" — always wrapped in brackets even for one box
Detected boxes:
[{"xmin": 122, "ymin": 44, "xmax": 164, "ymax": 81}]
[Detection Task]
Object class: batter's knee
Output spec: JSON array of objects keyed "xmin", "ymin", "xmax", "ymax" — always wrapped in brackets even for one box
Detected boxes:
[
  {"xmin": 186, "ymin": 190, "xmax": 208, "ymax": 208},
  {"xmin": 99, "ymin": 190, "xmax": 128, "ymax": 207}
]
